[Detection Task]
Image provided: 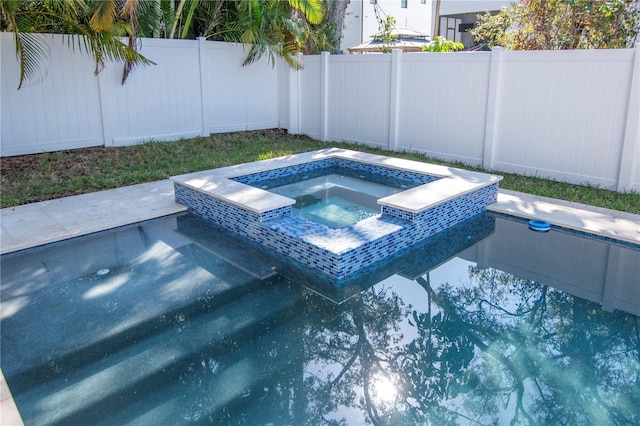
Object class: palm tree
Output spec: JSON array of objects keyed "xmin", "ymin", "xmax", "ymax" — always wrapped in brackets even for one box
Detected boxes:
[
  {"xmin": 225, "ymin": 0, "xmax": 324, "ymax": 68},
  {"xmin": 0, "ymin": 0, "xmax": 156, "ymax": 89},
  {"xmin": 0, "ymin": 0, "xmax": 325, "ymax": 89}
]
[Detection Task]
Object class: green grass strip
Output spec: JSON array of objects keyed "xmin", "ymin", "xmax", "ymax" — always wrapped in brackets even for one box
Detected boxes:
[{"xmin": 1, "ymin": 130, "xmax": 638, "ymax": 214}]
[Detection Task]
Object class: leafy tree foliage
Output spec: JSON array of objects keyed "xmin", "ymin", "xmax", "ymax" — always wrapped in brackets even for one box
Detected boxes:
[
  {"xmin": 422, "ymin": 36, "xmax": 464, "ymax": 52},
  {"xmin": 374, "ymin": 16, "xmax": 397, "ymax": 53},
  {"xmin": 471, "ymin": 0, "xmax": 640, "ymax": 50}
]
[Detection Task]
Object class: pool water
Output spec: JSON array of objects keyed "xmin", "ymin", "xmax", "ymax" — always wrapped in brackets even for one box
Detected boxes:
[
  {"xmin": 1, "ymin": 212, "xmax": 638, "ymax": 425},
  {"xmin": 268, "ymin": 174, "xmax": 404, "ymax": 228}
]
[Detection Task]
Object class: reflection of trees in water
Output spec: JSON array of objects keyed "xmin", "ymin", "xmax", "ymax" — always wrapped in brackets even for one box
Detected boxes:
[
  {"xmin": 302, "ymin": 266, "xmax": 640, "ymax": 425},
  {"xmin": 302, "ymin": 286, "xmax": 409, "ymax": 425}
]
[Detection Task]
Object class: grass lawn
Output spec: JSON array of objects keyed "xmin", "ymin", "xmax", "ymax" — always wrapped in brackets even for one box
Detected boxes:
[{"xmin": 1, "ymin": 129, "xmax": 639, "ymax": 214}]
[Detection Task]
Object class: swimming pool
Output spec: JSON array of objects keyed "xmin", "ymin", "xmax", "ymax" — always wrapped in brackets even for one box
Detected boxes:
[{"xmin": 1, "ymin": 211, "xmax": 638, "ymax": 425}]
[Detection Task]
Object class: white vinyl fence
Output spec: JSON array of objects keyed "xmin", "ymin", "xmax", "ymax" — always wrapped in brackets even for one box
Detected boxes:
[
  {"xmin": 1, "ymin": 32, "xmax": 638, "ymax": 192},
  {"xmin": 292, "ymin": 48, "xmax": 640, "ymax": 192},
  {"xmin": 0, "ymin": 33, "xmax": 280, "ymax": 155}
]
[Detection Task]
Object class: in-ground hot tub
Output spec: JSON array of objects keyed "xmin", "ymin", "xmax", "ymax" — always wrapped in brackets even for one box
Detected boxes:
[{"xmin": 171, "ymin": 148, "xmax": 502, "ymax": 282}]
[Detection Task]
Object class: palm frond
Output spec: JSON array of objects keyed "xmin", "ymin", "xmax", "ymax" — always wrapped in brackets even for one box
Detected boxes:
[
  {"xmin": 131, "ymin": 0, "xmax": 161, "ymax": 38},
  {"xmin": 180, "ymin": 0, "xmax": 201, "ymax": 39},
  {"xmin": 99, "ymin": 29, "xmax": 156, "ymax": 66},
  {"xmin": 159, "ymin": 0, "xmax": 176, "ymax": 37},
  {"xmin": 288, "ymin": 0, "xmax": 324, "ymax": 25},
  {"xmin": 119, "ymin": 0, "xmax": 140, "ymax": 19},
  {"xmin": 169, "ymin": 0, "xmax": 187, "ymax": 38},
  {"xmin": 6, "ymin": 3, "xmax": 156, "ymax": 88},
  {"xmin": 89, "ymin": 0, "xmax": 117, "ymax": 32},
  {"xmin": 13, "ymin": 32, "xmax": 50, "ymax": 89}
]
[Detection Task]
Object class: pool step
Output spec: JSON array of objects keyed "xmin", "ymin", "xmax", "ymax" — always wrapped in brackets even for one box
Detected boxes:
[
  {"xmin": 4, "ymin": 258, "xmax": 269, "ymax": 395},
  {"xmin": 103, "ymin": 320, "xmax": 304, "ymax": 425},
  {"xmin": 13, "ymin": 283, "xmax": 299, "ymax": 425},
  {"xmin": 175, "ymin": 214, "xmax": 278, "ymax": 280}
]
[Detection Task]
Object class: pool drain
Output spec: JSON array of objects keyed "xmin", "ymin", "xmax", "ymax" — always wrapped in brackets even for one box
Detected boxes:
[{"xmin": 96, "ymin": 268, "xmax": 110, "ymax": 276}]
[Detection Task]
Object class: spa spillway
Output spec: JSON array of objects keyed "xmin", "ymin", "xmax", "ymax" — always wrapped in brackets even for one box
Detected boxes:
[{"xmin": 171, "ymin": 148, "xmax": 502, "ymax": 282}]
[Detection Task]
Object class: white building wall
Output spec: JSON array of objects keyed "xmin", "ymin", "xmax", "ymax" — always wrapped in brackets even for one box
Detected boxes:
[
  {"xmin": 343, "ymin": 1, "xmax": 508, "ymax": 53},
  {"xmin": 435, "ymin": 1, "xmax": 511, "ymax": 47},
  {"xmin": 437, "ymin": 0, "xmax": 510, "ymax": 16}
]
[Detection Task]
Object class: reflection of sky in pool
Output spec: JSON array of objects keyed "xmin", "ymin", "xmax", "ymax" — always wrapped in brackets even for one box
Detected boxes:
[{"xmin": 1, "ymin": 212, "xmax": 638, "ymax": 425}]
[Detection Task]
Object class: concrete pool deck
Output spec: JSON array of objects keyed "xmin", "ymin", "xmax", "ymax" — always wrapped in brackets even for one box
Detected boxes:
[{"xmin": 0, "ymin": 179, "xmax": 639, "ymax": 424}]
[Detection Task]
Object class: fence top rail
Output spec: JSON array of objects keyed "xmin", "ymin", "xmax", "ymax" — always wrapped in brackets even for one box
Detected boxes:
[{"xmin": 501, "ymin": 48, "xmax": 635, "ymax": 62}]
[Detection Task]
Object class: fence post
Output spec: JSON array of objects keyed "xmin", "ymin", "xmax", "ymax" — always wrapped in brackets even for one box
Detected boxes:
[
  {"xmin": 320, "ymin": 51, "xmax": 330, "ymax": 142},
  {"xmin": 389, "ymin": 49, "xmax": 402, "ymax": 151},
  {"xmin": 483, "ymin": 46, "xmax": 503, "ymax": 170},
  {"xmin": 617, "ymin": 43, "xmax": 640, "ymax": 192},
  {"xmin": 96, "ymin": 58, "xmax": 112, "ymax": 147},
  {"xmin": 288, "ymin": 54, "xmax": 302, "ymax": 135},
  {"xmin": 197, "ymin": 37, "xmax": 208, "ymax": 137}
]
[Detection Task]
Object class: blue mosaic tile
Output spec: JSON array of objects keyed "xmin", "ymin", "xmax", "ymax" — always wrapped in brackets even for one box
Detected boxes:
[
  {"xmin": 232, "ymin": 158, "xmax": 438, "ymax": 190},
  {"xmin": 175, "ymin": 166, "xmax": 500, "ymax": 281},
  {"xmin": 232, "ymin": 159, "xmax": 334, "ymax": 185}
]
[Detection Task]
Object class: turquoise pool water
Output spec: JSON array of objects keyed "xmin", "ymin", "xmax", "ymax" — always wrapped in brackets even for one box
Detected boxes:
[
  {"xmin": 268, "ymin": 174, "xmax": 403, "ymax": 228},
  {"xmin": 1, "ymin": 212, "xmax": 638, "ymax": 425},
  {"xmin": 247, "ymin": 165, "xmax": 421, "ymax": 229}
]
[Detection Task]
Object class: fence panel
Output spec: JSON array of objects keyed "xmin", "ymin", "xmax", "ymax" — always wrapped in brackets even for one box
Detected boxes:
[
  {"xmin": 493, "ymin": 49, "xmax": 635, "ymax": 188},
  {"xmin": 0, "ymin": 35, "xmax": 280, "ymax": 155},
  {"xmin": 294, "ymin": 47, "xmax": 638, "ymax": 192},
  {"xmin": 1, "ymin": 33, "xmax": 103, "ymax": 156},
  {"xmin": 201, "ymin": 42, "xmax": 278, "ymax": 134},
  {"xmin": 99, "ymin": 38, "xmax": 203, "ymax": 146},
  {"xmin": 326, "ymin": 54, "xmax": 392, "ymax": 148},
  {"xmin": 396, "ymin": 52, "xmax": 491, "ymax": 165}
]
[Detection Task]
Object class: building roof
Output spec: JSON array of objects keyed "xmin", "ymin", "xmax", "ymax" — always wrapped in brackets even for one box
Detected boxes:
[{"xmin": 348, "ymin": 27, "xmax": 431, "ymax": 54}]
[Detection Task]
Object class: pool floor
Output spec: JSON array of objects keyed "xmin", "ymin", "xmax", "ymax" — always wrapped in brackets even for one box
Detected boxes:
[
  {"xmin": 1, "ymin": 212, "xmax": 638, "ymax": 425},
  {"xmin": 268, "ymin": 174, "xmax": 394, "ymax": 228}
]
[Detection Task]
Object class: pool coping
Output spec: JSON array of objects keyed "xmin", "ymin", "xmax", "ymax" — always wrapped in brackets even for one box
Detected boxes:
[
  {"xmin": 0, "ymin": 179, "xmax": 639, "ymax": 424},
  {"xmin": 489, "ymin": 189, "xmax": 640, "ymax": 245}
]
